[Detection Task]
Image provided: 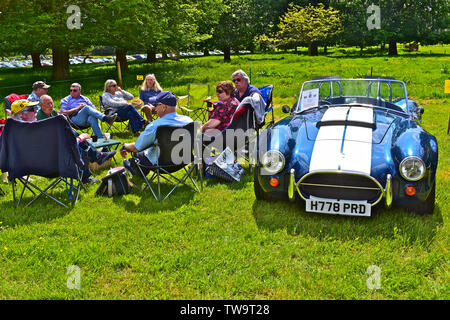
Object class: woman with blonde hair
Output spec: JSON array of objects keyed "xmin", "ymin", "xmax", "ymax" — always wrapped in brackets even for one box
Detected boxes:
[
  {"xmin": 140, "ymin": 74, "xmax": 162, "ymax": 105},
  {"xmin": 102, "ymin": 79, "xmax": 149, "ymax": 135},
  {"xmin": 139, "ymin": 74, "xmax": 163, "ymax": 121}
]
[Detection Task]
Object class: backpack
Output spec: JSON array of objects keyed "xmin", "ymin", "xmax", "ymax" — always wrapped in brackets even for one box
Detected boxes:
[{"xmin": 96, "ymin": 167, "xmax": 134, "ymax": 197}]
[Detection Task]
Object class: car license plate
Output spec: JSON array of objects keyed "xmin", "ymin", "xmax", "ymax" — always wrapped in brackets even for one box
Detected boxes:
[{"xmin": 306, "ymin": 196, "xmax": 371, "ymax": 217}]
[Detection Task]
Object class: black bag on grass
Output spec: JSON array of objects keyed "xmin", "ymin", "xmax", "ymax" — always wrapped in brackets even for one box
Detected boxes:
[{"xmin": 96, "ymin": 167, "xmax": 134, "ymax": 197}]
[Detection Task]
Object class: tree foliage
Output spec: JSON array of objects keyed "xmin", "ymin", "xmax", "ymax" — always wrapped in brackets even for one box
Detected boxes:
[{"xmin": 261, "ymin": 3, "xmax": 342, "ymax": 55}]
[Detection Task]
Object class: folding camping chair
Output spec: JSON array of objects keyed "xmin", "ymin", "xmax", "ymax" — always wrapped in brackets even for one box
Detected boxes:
[
  {"xmin": 4, "ymin": 94, "xmax": 29, "ymax": 118},
  {"xmin": 131, "ymin": 122, "xmax": 202, "ymax": 201},
  {"xmin": 98, "ymin": 95, "xmax": 130, "ymax": 134},
  {"xmin": 0, "ymin": 115, "xmax": 84, "ymax": 208},
  {"xmin": 259, "ymin": 84, "xmax": 275, "ymax": 128},
  {"xmin": 177, "ymin": 84, "xmax": 212, "ymax": 123},
  {"xmin": 201, "ymin": 101, "xmax": 260, "ymax": 172},
  {"xmin": 63, "ymin": 114, "xmax": 92, "ymax": 135}
]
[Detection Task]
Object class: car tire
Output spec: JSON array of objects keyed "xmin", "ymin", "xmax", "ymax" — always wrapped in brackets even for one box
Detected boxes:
[
  {"xmin": 253, "ymin": 166, "xmax": 276, "ymax": 201},
  {"xmin": 412, "ymin": 180, "xmax": 436, "ymax": 215}
]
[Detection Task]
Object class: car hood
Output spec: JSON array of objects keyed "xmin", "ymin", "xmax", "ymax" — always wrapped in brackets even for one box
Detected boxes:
[{"xmin": 265, "ymin": 106, "xmax": 404, "ymax": 181}]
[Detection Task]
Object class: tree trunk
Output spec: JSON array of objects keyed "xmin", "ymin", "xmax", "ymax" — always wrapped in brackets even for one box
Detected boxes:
[
  {"xmin": 381, "ymin": 43, "xmax": 386, "ymax": 51},
  {"xmin": 308, "ymin": 42, "xmax": 318, "ymax": 56},
  {"xmin": 323, "ymin": 46, "xmax": 328, "ymax": 55},
  {"xmin": 360, "ymin": 44, "xmax": 364, "ymax": 55},
  {"xmin": 388, "ymin": 40, "xmax": 397, "ymax": 56},
  {"xmin": 115, "ymin": 48, "xmax": 128, "ymax": 71},
  {"xmin": 203, "ymin": 49, "xmax": 210, "ymax": 56},
  {"xmin": 223, "ymin": 46, "xmax": 231, "ymax": 62},
  {"xmin": 31, "ymin": 52, "xmax": 42, "ymax": 69},
  {"xmin": 51, "ymin": 45, "xmax": 70, "ymax": 80},
  {"xmin": 146, "ymin": 49, "xmax": 157, "ymax": 63}
]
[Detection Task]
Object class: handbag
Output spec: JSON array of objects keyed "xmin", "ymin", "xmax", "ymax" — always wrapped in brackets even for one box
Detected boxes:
[{"xmin": 96, "ymin": 167, "xmax": 135, "ymax": 197}]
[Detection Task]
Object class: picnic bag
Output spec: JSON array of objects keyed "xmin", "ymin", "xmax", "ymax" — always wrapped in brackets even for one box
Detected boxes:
[
  {"xmin": 205, "ymin": 147, "xmax": 244, "ymax": 182},
  {"xmin": 96, "ymin": 167, "xmax": 134, "ymax": 197}
]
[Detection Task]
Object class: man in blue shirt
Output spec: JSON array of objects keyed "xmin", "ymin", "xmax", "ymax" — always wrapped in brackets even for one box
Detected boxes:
[
  {"xmin": 120, "ymin": 91, "xmax": 193, "ymax": 175},
  {"xmin": 60, "ymin": 83, "xmax": 117, "ymax": 138},
  {"xmin": 232, "ymin": 69, "xmax": 261, "ymax": 102}
]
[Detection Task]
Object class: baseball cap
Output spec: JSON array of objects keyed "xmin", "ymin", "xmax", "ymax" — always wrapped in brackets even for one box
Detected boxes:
[
  {"xmin": 154, "ymin": 91, "xmax": 177, "ymax": 107},
  {"xmin": 11, "ymin": 100, "xmax": 39, "ymax": 115},
  {"xmin": 32, "ymin": 81, "xmax": 51, "ymax": 90}
]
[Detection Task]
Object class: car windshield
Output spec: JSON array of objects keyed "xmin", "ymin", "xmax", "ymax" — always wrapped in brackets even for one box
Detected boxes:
[{"xmin": 296, "ymin": 78, "xmax": 408, "ymax": 113}]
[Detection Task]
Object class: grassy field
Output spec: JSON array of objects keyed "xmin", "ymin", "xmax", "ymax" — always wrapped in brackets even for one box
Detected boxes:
[{"xmin": 0, "ymin": 45, "xmax": 448, "ymax": 299}]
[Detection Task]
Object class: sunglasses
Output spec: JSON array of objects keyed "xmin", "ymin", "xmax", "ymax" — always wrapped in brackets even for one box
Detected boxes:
[
  {"xmin": 216, "ymin": 89, "xmax": 225, "ymax": 94},
  {"xmin": 70, "ymin": 89, "xmax": 79, "ymax": 92},
  {"xmin": 154, "ymin": 102, "xmax": 163, "ymax": 108},
  {"xmin": 22, "ymin": 107, "xmax": 36, "ymax": 113},
  {"xmin": 110, "ymin": 84, "xmax": 117, "ymax": 87},
  {"xmin": 233, "ymin": 78, "xmax": 242, "ymax": 83}
]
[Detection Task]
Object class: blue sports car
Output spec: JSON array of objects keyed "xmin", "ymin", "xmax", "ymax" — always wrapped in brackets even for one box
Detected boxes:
[{"xmin": 254, "ymin": 77, "xmax": 438, "ymax": 217}]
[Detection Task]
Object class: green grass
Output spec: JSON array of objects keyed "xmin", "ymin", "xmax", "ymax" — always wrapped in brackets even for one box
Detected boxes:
[{"xmin": 0, "ymin": 45, "xmax": 449, "ymax": 299}]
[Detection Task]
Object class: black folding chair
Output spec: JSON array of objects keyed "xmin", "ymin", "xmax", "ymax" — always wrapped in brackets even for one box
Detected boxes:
[
  {"xmin": 132, "ymin": 122, "xmax": 202, "ymax": 201},
  {"xmin": 201, "ymin": 102, "xmax": 260, "ymax": 172},
  {"xmin": 63, "ymin": 114, "xmax": 92, "ymax": 135},
  {"xmin": 99, "ymin": 95, "xmax": 130, "ymax": 134},
  {"xmin": 0, "ymin": 116, "xmax": 84, "ymax": 208}
]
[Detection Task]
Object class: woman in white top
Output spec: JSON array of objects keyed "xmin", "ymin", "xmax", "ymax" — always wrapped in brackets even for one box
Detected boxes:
[{"xmin": 102, "ymin": 79, "xmax": 148, "ymax": 134}]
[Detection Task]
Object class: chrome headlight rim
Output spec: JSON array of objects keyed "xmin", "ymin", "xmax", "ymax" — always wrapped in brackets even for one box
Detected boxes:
[
  {"xmin": 261, "ymin": 150, "xmax": 285, "ymax": 175},
  {"xmin": 399, "ymin": 156, "xmax": 426, "ymax": 181}
]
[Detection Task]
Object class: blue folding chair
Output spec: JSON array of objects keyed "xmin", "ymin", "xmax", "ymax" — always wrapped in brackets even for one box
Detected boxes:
[{"xmin": 258, "ymin": 84, "xmax": 274, "ymax": 128}]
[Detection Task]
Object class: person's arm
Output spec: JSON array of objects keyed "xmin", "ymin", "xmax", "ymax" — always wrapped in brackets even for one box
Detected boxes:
[
  {"xmin": 118, "ymin": 89, "xmax": 134, "ymax": 101},
  {"xmin": 120, "ymin": 143, "xmax": 139, "ymax": 157},
  {"xmin": 60, "ymin": 97, "xmax": 85, "ymax": 116},
  {"xmin": 201, "ymin": 119, "xmax": 221, "ymax": 132},
  {"xmin": 102, "ymin": 92, "xmax": 127, "ymax": 109}
]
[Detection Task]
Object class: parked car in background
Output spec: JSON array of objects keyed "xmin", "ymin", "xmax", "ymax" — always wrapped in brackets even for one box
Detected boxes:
[{"xmin": 254, "ymin": 77, "xmax": 438, "ymax": 217}]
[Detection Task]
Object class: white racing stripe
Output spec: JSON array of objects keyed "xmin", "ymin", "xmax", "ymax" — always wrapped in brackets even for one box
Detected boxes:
[{"xmin": 309, "ymin": 107, "xmax": 374, "ymax": 175}]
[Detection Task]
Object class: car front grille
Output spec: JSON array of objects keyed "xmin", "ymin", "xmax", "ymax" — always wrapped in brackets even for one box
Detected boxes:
[{"xmin": 297, "ymin": 172, "xmax": 383, "ymax": 204}]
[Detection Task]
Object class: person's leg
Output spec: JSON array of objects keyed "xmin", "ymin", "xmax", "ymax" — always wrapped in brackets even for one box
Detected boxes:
[
  {"xmin": 78, "ymin": 140, "xmax": 115, "ymax": 164},
  {"xmin": 116, "ymin": 105, "xmax": 145, "ymax": 133},
  {"xmin": 71, "ymin": 107, "xmax": 92, "ymax": 127},
  {"xmin": 86, "ymin": 115, "xmax": 104, "ymax": 138},
  {"xmin": 123, "ymin": 151, "xmax": 152, "ymax": 176},
  {"xmin": 140, "ymin": 105, "xmax": 153, "ymax": 121}
]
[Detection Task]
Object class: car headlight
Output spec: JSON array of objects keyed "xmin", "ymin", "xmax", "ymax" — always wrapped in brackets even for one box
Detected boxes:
[
  {"xmin": 261, "ymin": 150, "xmax": 285, "ymax": 174},
  {"xmin": 399, "ymin": 156, "xmax": 426, "ymax": 181}
]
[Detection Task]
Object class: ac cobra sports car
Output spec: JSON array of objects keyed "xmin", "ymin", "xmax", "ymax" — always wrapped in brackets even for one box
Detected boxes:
[{"xmin": 254, "ymin": 77, "xmax": 438, "ymax": 216}]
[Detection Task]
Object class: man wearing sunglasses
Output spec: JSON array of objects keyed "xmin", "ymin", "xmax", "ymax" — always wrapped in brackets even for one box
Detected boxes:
[
  {"xmin": 232, "ymin": 69, "xmax": 261, "ymax": 102},
  {"xmin": 10, "ymin": 99, "xmax": 40, "ymax": 122},
  {"xmin": 120, "ymin": 91, "xmax": 193, "ymax": 175},
  {"xmin": 60, "ymin": 83, "xmax": 117, "ymax": 139}
]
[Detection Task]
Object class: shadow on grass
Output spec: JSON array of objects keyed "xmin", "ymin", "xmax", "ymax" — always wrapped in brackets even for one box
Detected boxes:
[
  {"xmin": 251, "ymin": 199, "xmax": 443, "ymax": 246},
  {"xmin": 0, "ymin": 187, "xmax": 74, "ymax": 227},
  {"xmin": 111, "ymin": 176, "xmax": 199, "ymax": 214}
]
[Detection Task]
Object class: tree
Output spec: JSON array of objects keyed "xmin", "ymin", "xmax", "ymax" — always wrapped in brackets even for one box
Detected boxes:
[
  {"xmin": 264, "ymin": 3, "xmax": 343, "ymax": 56},
  {"xmin": 211, "ymin": 0, "xmax": 266, "ymax": 61}
]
